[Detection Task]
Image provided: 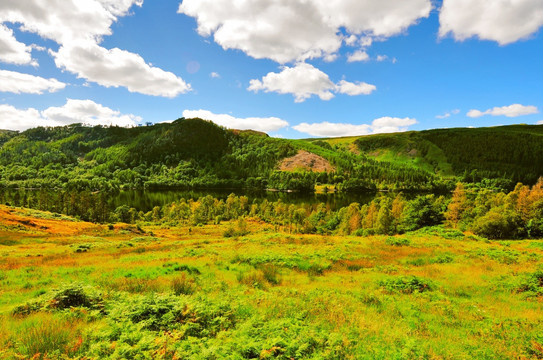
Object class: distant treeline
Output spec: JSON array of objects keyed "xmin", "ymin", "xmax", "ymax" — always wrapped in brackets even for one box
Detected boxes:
[
  {"xmin": 2, "ymin": 180, "xmax": 542, "ymax": 240},
  {"xmin": 2, "ymin": 119, "xmax": 538, "ymax": 193}
]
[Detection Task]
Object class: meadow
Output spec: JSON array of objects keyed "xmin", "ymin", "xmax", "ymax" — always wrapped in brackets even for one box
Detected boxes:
[{"xmin": 1, "ymin": 205, "xmax": 543, "ymax": 359}]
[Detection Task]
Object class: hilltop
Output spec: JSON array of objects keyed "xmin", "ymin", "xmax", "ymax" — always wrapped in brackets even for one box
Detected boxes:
[{"xmin": 0, "ymin": 119, "xmax": 541, "ymax": 192}]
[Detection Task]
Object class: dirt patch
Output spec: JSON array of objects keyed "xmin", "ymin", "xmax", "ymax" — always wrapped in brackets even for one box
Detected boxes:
[
  {"xmin": 407, "ymin": 149, "xmax": 418, "ymax": 157},
  {"xmin": 349, "ymin": 143, "xmax": 361, "ymax": 155},
  {"xmin": 278, "ymin": 150, "xmax": 335, "ymax": 172}
]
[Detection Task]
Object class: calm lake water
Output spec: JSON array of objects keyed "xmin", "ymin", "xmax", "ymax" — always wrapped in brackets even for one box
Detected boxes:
[
  {"xmin": 111, "ymin": 189, "xmax": 384, "ymax": 211},
  {"xmin": 1, "ymin": 188, "xmax": 399, "ymax": 212}
]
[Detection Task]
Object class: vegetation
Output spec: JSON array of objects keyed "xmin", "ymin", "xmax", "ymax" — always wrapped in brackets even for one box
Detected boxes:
[
  {"xmin": 1, "ymin": 121, "xmax": 543, "ymax": 358},
  {"xmin": 1, "ymin": 203, "xmax": 543, "ymax": 359},
  {"xmin": 352, "ymin": 124, "xmax": 543, "ymax": 186},
  {"xmin": 3, "ymin": 120, "xmax": 540, "ymax": 193}
]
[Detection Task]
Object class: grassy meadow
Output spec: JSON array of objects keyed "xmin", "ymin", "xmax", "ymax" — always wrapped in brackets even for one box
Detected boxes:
[{"xmin": 1, "ymin": 205, "xmax": 543, "ymax": 359}]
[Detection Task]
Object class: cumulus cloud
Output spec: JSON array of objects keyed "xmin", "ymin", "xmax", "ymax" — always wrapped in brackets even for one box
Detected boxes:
[
  {"xmin": 179, "ymin": 0, "xmax": 432, "ymax": 63},
  {"xmin": 293, "ymin": 117, "xmax": 417, "ymax": 137},
  {"xmin": 248, "ymin": 63, "xmax": 376, "ymax": 102},
  {"xmin": 0, "ymin": 0, "xmax": 190, "ymax": 97},
  {"xmin": 210, "ymin": 72, "xmax": 221, "ymax": 78},
  {"xmin": 436, "ymin": 109, "xmax": 460, "ymax": 119},
  {"xmin": 537, "ymin": 120, "xmax": 543, "ymax": 125},
  {"xmin": 439, "ymin": 0, "xmax": 543, "ymax": 45},
  {"xmin": 336, "ymin": 80, "xmax": 376, "ymax": 96},
  {"xmin": 0, "ymin": 0, "xmax": 139, "ymax": 44},
  {"xmin": 347, "ymin": 50, "xmax": 370, "ymax": 63},
  {"xmin": 0, "ymin": 99, "xmax": 141, "ymax": 131},
  {"xmin": 53, "ymin": 42, "xmax": 191, "ymax": 97},
  {"xmin": 182, "ymin": 109, "xmax": 288, "ymax": 133},
  {"xmin": 467, "ymin": 104, "xmax": 539, "ymax": 118},
  {"xmin": 0, "ymin": 69, "xmax": 66, "ymax": 94},
  {"xmin": 0, "ymin": 24, "xmax": 35, "ymax": 65}
]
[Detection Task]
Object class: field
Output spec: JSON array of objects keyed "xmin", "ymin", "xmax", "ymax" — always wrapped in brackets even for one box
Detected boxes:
[{"xmin": 1, "ymin": 205, "xmax": 543, "ymax": 359}]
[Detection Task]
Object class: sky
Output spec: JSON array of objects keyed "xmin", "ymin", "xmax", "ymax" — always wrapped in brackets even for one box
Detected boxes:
[{"xmin": 0, "ymin": 0, "xmax": 542, "ymax": 138}]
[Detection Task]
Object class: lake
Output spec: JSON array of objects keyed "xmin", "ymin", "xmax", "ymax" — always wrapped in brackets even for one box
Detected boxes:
[{"xmin": 0, "ymin": 188, "xmax": 399, "ymax": 212}]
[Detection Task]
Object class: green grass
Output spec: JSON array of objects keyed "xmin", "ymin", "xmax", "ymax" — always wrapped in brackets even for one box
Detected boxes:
[{"xmin": 2, "ymin": 212, "xmax": 543, "ymax": 359}]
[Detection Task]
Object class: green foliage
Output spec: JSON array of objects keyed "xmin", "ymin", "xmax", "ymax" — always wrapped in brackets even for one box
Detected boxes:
[
  {"xmin": 471, "ymin": 209, "xmax": 525, "ymax": 239},
  {"xmin": 402, "ymin": 195, "xmax": 445, "ymax": 231},
  {"xmin": 12, "ymin": 283, "xmax": 103, "ymax": 316},
  {"xmin": 385, "ymin": 236, "xmax": 411, "ymax": 246},
  {"xmin": 517, "ymin": 268, "xmax": 543, "ymax": 297},
  {"xmin": 355, "ymin": 124, "xmax": 543, "ymax": 185},
  {"xmin": 379, "ymin": 276, "xmax": 434, "ymax": 294}
]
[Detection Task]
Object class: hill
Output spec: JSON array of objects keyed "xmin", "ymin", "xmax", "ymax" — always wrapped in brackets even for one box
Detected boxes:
[
  {"xmin": 0, "ymin": 120, "xmax": 541, "ymax": 192},
  {"xmin": 311, "ymin": 124, "xmax": 543, "ymax": 187}
]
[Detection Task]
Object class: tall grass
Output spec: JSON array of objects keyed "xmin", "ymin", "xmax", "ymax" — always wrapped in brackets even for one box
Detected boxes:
[{"xmin": 11, "ymin": 313, "xmax": 83, "ymax": 359}]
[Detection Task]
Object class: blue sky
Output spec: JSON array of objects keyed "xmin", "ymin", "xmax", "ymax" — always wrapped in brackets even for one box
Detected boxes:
[{"xmin": 0, "ymin": 0, "xmax": 542, "ymax": 138}]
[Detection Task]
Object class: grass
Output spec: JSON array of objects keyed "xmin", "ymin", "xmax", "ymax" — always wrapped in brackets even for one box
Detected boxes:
[{"xmin": 1, "ymin": 205, "xmax": 543, "ymax": 358}]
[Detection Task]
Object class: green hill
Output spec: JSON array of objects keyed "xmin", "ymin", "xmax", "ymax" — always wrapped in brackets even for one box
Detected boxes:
[
  {"xmin": 348, "ymin": 125, "xmax": 543, "ymax": 185},
  {"xmin": 0, "ymin": 120, "xmax": 541, "ymax": 192}
]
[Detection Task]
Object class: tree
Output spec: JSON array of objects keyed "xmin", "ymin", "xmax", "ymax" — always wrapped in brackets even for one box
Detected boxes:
[{"xmin": 445, "ymin": 182, "xmax": 469, "ymax": 228}]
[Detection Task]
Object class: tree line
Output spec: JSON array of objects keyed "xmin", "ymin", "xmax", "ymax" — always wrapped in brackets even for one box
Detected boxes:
[{"xmin": 2, "ymin": 179, "xmax": 542, "ymax": 239}]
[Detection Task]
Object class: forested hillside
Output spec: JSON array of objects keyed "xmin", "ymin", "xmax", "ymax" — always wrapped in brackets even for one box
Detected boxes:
[
  {"xmin": 0, "ymin": 119, "xmax": 541, "ymax": 192},
  {"xmin": 350, "ymin": 124, "xmax": 543, "ymax": 185}
]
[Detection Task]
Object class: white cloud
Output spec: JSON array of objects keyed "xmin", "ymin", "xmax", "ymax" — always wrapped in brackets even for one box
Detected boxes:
[
  {"xmin": 210, "ymin": 72, "xmax": 221, "ymax": 78},
  {"xmin": 293, "ymin": 117, "xmax": 417, "ymax": 137},
  {"xmin": 178, "ymin": 0, "xmax": 432, "ymax": 63},
  {"xmin": 436, "ymin": 109, "xmax": 460, "ymax": 119},
  {"xmin": 439, "ymin": 0, "xmax": 543, "ymax": 45},
  {"xmin": 0, "ymin": 0, "xmax": 140, "ymax": 44},
  {"xmin": 376, "ymin": 55, "xmax": 388, "ymax": 62},
  {"xmin": 347, "ymin": 50, "xmax": 369, "ymax": 63},
  {"xmin": 0, "ymin": 0, "xmax": 191, "ymax": 97},
  {"xmin": 182, "ymin": 109, "xmax": 288, "ymax": 133},
  {"xmin": 0, "ymin": 69, "xmax": 66, "ymax": 94},
  {"xmin": 43, "ymin": 99, "xmax": 141, "ymax": 127},
  {"xmin": 467, "ymin": 104, "xmax": 539, "ymax": 118},
  {"xmin": 0, "ymin": 24, "xmax": 35, "ymax": 65},
  {"xmin": 0, "ymin": 99, "xmax": 141, "ymax": 131},
  {"xmin": 537, "ymin": 120, "xmax": 543, "ymax": 125},
  {"xmin": 336, "ymin": 80, "xmax": 376, "ymax": 96},
  {"xmin": 345, "ymin": 35, "xmax": 358, "ymax": 46},
  {"xmin": 53, "ymin": 42, "xmax": 190, "ymax": 97},
  {"xmin": 248, "ymin": 63, "xmax": 375, "ymax": 102}
]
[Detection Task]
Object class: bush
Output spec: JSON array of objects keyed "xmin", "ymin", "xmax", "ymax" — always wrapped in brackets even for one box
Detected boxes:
[
  {"xmin": 379, "ymin": 276, "xmax": 434, "ymax": 294},
  {"xmin": 385, "ymin": 236, "xmax": 411, "ymax": 246},
  {"xmin": 107, "ymin": 293, "xmax": 236, "ymax": 335},
  {"xmin": 471, "ymin": 209, "xmax": 525, "ymax": 239},
  {"xmin": 48, "ymin": 283, "xmax": 103, "ymax": 310},
  {"xmin": 12, "ymin": 284, "xmax": 103, "ymax": 315},
  {"xmin": 517, "ymin": 268, "xmax": 543, "ymax": 297}
]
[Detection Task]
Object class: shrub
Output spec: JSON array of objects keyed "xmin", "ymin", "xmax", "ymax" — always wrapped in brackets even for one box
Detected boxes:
[
  {"xmin": 517, "ymin": 268, "xmax": 543, "ymax": 297},
  {"xmin": 48, "ymin": 283, "xmax": 103, "ymax": 310},
  {"xmin": 12, "ymin": 284, "xmax": 103, "ymax": 316},
  {"xmin": 107, "ymin": 293, "xmax": 236, "ymax": 335},
  {"xmin": 471, "ymin": 209, "xmax": 525, "ymax": 239},
  {"xmin": 385, "ymin": 236, "xmax": 411, "ymax": 246},
  {"xmin": 379, "ymin": 276, "xmax": 434, "ymax": 294}
]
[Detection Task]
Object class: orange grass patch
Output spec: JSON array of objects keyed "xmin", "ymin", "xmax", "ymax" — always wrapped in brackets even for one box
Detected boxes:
[{"xmin": 0, "ymin": 205, "xmax": 100, "ymax": 236}]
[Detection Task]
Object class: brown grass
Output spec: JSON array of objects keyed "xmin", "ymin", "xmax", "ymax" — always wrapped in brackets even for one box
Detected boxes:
[{"xmin": 278, "ymin": 150, "xmax": 335, "ymax": 172}]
